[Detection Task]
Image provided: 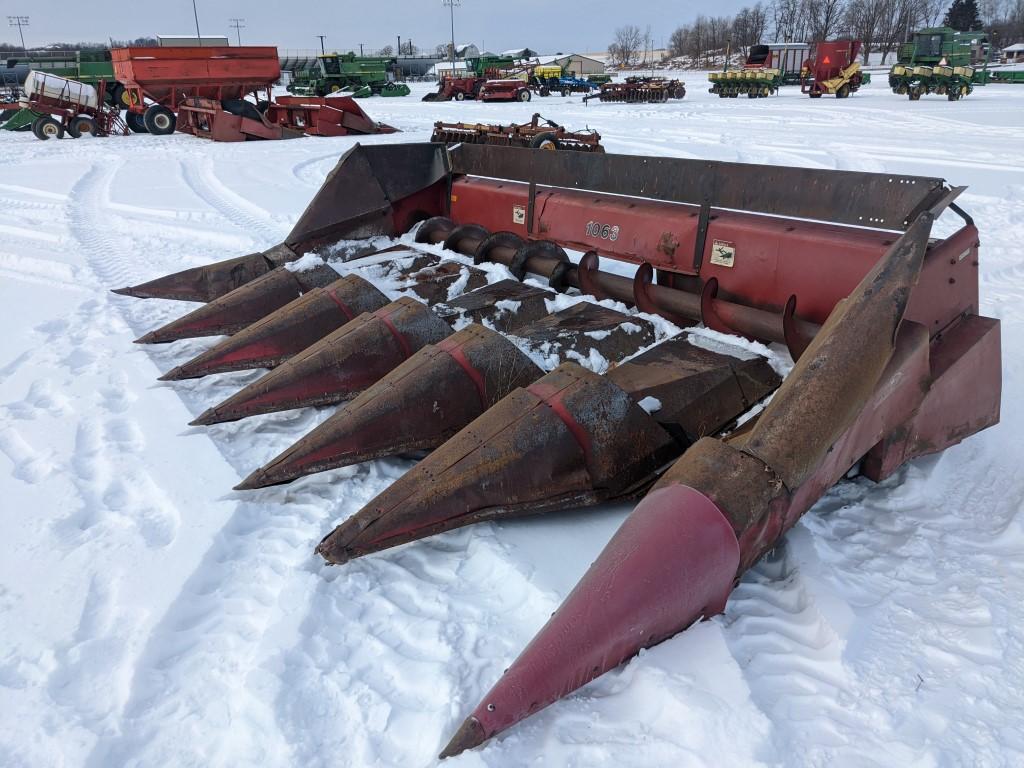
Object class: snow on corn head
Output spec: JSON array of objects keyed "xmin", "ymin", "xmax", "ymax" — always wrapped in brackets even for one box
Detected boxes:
[{"xmin": 112, "ymin": 143, "xmax": 1001, "ymax": 756}]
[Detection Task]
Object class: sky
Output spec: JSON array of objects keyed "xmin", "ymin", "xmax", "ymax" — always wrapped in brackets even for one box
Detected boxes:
[{"xmin": 3, "ymin": 0, "xmax": 751, "ymax": 55}]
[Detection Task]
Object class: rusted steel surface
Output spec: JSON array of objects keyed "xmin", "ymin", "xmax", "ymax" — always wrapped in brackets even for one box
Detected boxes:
[
  {"xmin": 285, "ymin": 143, "xmax": 449, "ymax": 253},
  {"xmin": 513, "ymin": 301, "xmax": 655, "ymax": 362},
  {"xmin": 608, "ymin": 335, "xmax": 780, "ymax": 443},
  {"xmin": 313, "ymin": 334, "xmax": 779, "ymax": 558},
  {"xmin": 439, "ymin": 213, "xmax": 945, "ymax": 756},
  {"xmin": 433, "ymin": 279, "xmax": 555, "ymax": 332},
  {"xmin": 134, "ymin": 263, "xmax": 339, "ymax": 344},
  {"xmin": 160, "ymin": 275, "xmax": 390, "ymax": 380},
  {"xmin": 111, "ymin": 243, "xmax": 296, "ymax": 303},
  {"xmin": 191, "ymin": 297, "xmax": 453, "ymax": 425},
  {"xmin": 584, "ymin": 77, "xmax": 687, "ymax": 103},
  {"xmin": 316, "ymin": 363, "xmax": 680, "ymax": 565},
  {"xmin": 237, "ymin": 324, "xmax": 542, "ymax": 490}
]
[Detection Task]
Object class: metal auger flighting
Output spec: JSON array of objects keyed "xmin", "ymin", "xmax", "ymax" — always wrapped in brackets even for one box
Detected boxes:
[{"xmin": 112, "ymin": 144, "xmax": 1001, "ymax": 758}]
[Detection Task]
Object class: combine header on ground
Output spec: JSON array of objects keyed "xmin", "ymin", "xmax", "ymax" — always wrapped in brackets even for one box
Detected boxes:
[
  {"xmin": 430, "ymin": 113, "xmax": 603, "ymax": 152},
  {"xmin": 584, "ymin": 76, "xmax": 686, "ymax": 103},
  {"xmin": 113, "ymin": 143, "xmax": 1000, "ymax": 758}
]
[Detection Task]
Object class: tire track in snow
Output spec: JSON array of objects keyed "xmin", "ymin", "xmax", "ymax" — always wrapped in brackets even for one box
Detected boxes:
[{"xmin": 180, "ymin": 156, "xmax": 285, "ymax": 246}]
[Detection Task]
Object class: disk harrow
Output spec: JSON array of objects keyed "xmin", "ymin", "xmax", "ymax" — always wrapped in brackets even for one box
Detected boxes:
[
  {"xmin": 113, "ymin": 143, "xmax": 1000, "ymax": 759},
  {"xmin": 430, "ymin": 113, "xmax": 603, "ymax": 152},
  {"xmin": 584, "ymin": 76, "xmax": 686, "ymax": 103}
]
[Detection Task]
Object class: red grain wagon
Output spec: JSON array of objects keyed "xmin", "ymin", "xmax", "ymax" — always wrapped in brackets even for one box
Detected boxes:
[{"xmin": 111, "ymin": 46, "xmax": 280, "ymax": 135}]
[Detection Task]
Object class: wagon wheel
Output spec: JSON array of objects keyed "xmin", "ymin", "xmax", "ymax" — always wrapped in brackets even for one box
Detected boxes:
[
  {"xmin": 143, "ymin": 104, "xmax": 177, "ymax": 136},
  {"xmin": 68, "ymin": 115, "xmax": 101, "ymax": 138},
  {"xmin": 31, "ymin": 116, "xmax": 64, "ymax": 141},
  {"xmin": 529, "ymin": 131, "xmax": 560, "ymax": 151},
  {"xmin": 125, "ymin": 111, "xmax": 148, "ymax": 134}
]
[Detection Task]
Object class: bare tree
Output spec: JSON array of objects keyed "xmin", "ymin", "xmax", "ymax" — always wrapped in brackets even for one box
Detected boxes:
[
  {"xmin": 846, "ymin": 0, "xmax": 888, "ymax": 61},
  {"xmin": 379, "ymin": 45, "xmax": 394, "ymax": 56},
  {"xmin": 609, "ymin": 24, "xmax": 644, "ymax": 67}
]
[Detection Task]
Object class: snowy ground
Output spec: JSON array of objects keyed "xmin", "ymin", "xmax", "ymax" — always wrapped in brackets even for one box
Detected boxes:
[{"xmin": 1, "ymin": 77, "xmax": 1023, "ymax": 768}]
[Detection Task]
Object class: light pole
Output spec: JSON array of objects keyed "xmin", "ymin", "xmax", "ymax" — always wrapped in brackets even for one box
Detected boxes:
[
  {"xmin": 442, "ymin": 0, "xmax": 460, "ymax": 78},
  {"xmin": 191, "ymin": 0, "xmax": 202, "ymax": 45},
  {"xmin": 7, "ymin": 16, "xmax": 28, "ymax": 51},
  {"xmin": 229, "ymin": 18, "xmax": 245, "ymax": 46},
  {"xmin": 317, "ymin": 35, "xmax": 327, "ymax": 55}
]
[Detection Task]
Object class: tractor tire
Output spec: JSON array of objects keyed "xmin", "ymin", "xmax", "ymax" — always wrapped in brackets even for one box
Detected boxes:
[
  {"xmin": 540, "ymin": 86, "xmax": 550, "ymax": 97},
  {"xmin": 31, "ymin": 116, "xmax": 64, "ymax": 140},
  {"xmin": 836, "ymin": 84, "xmax": 850, "ymax": 98},
  {"xmin": 68, "ymin": 116, "xmax": 100, "ymax": 138},
  {"xmin": 125, "ymin": 111, "xmax": 148, "ymax": 133},
  {"xmin": 143, "ymin": 104, "xmax": 176, "ymax": 135},
  {"xmin": 330, "ymin": 84, "xmax": 342, "ymax": 93},
  {"xmin": 561, "ymin": 88, "xmax": 569, "ymax": 97},
  {"xmin": 221, "ymin": 99, "xmax": 263, "ymax": 122},
  {"xmin": 529, "ymin": 132, "xmax": 560, "ymax": 151},
  {"xmin": 106, "ymin": 83, "xmax": 124, "ymax": 108},
  {"xmin": 454, "ymin": 91, "xmax": 465, "ymax": 101},
  {"xmin": 518, "ymin": 89, "xmax": 532, "ymax": 102}
]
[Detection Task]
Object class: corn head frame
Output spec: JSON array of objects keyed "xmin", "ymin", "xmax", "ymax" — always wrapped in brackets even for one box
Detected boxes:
[{"xmin": 114, "ymin": 143, "xmax": 1000, "ymax": 757}]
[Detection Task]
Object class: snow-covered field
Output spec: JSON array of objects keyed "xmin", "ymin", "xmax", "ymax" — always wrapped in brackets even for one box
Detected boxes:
[{"xmin": 2, "ymin": 77, "xmax": 1023, "ymax": 768}]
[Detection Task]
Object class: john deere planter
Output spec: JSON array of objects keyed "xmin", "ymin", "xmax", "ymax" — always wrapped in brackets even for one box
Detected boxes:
[{"xmin": 113, "ymin": 143, "xmax": 1000, "ymax": 756}]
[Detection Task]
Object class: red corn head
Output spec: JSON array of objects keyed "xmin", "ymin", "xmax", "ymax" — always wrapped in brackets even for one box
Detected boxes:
[
  {"xmin": 439, "ymin": 212, "xmax": 937, "ymax": 757},
  {"xmin": 135, "ymin": 263, "xmax": 339, "ymax": 344},
  {"xmin": 191, "ymin": 297, "xmax": 453, "ymax": 425},
  {"xmin": 159, "ymin": 275, "xmax": 389, "ymax": 381},
  {"xmin": 236, "ymin": 324, "xmax": 543, "ymax": 489}
]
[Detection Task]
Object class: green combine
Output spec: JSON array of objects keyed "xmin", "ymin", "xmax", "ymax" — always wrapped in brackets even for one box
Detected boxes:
[
  {"xmin": 287, "ymin": 53, "xmax": 410, "ymax": 97},
  {"xmin": 888, "ymin": 27, "xmax": 991, "ymax": 99}
]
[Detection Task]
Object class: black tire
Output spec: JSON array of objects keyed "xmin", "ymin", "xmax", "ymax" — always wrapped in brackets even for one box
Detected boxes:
[
  {"xmin": 106, "ymin": 83, "xmax": 124, "ymax": 108},
  {"xmin": 143, "ymin": 104, "xmax": 176, "ymax": 135},
  {"xmin": 561, "ymin": 88, "xmax": 569, "ymax": 97},
  {"xmin": 125, "ymin": 111, "xmax": 148, "ymax": 133},
  {"xmin": 517, "ymin": 88, "xmax": 532, "ymax": 102},
  {"xmin": 809, "ymin": 91, "xmax": 822, "ymax": 99},
  {"xmin": 836, "ymin": 84, "xmax": 850, "ymax": 99},
  {"xmin": 529, "ymin": 131, "xmax": 560, "ymax": 151},
  {"xmin": 909, "ymin": 88, "xmax": 921, "ymax": 101},
  {"xmin": 454, "ymin": 90, "xmax": 465, "ymax": 101},
  {"xmin": 221, "ymin": 99, "xmax": 262, "ymax": 122},
  {"xmin": 68, "ymin": 115, "xmax": 100, "ymax": 138},
  {"xmin": 32, "ymin": 116, "xmax": 63, "ymax": 141},
  {"xmin": 539, "ymin": 86, "xmax": 550, "ymax": 97}
]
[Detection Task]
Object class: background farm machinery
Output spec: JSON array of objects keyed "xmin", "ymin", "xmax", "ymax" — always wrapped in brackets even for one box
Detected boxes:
[
  {"xmin": 113, "ymin": 142, "xmax": 1001, "ymax": 757},
  {"xmin": 430, "ymin": 113, "xmax": 602, "ymax": 151},
  {"xmin": 889, "ymin": 63, "xmax": 978, "ymax": 100},
  {"xmin": 286, "ymin": 52, "xmax": 410, "ymax": 97},
  {"xmin": 888, "ymin": 27, "xmax": 992, "ymax": 98},
  {"xmin": 16, "ymin": 71, "xmax": 126, "ymax": 139},
  {"xmin": 422, "ymin": 54, "xmax": 518, "ymax": 101},
  {"xmin": 584, "ymin": 76, "xmax": 686, "ymax": 103},
  {"xmin": 801, "ymin": 40, "xmax": 865, "ymax": 98}
]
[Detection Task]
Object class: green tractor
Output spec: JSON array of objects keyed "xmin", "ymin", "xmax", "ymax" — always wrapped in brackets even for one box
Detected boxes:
[
  {"xmin": 888, "ymin": 27, "xmax": 991, "ymax": 99},
  {"xmin": 287, "ymin": 53, "xmax": 410, "ymax": 97}
]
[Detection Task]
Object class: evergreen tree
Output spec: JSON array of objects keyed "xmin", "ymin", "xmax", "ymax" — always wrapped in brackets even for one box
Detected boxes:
[{"xmin": 942, "ymin": 0, "xmax": 983, "ymax": 31}]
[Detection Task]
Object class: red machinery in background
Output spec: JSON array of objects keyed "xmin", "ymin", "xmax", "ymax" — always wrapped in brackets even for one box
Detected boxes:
[
  {"xmin": 802, "ymin": 40, "xmax": 865, "ymax": 98},
  {"xmin": 111, "ymin": 46, "xmax": 395, "ymax": 142}
]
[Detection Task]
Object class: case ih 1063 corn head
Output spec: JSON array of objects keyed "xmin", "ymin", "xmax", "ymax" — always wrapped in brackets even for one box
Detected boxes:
[{"xmin": 114, "ymin": 144, "xmax": 1000, "ymax": 757}]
